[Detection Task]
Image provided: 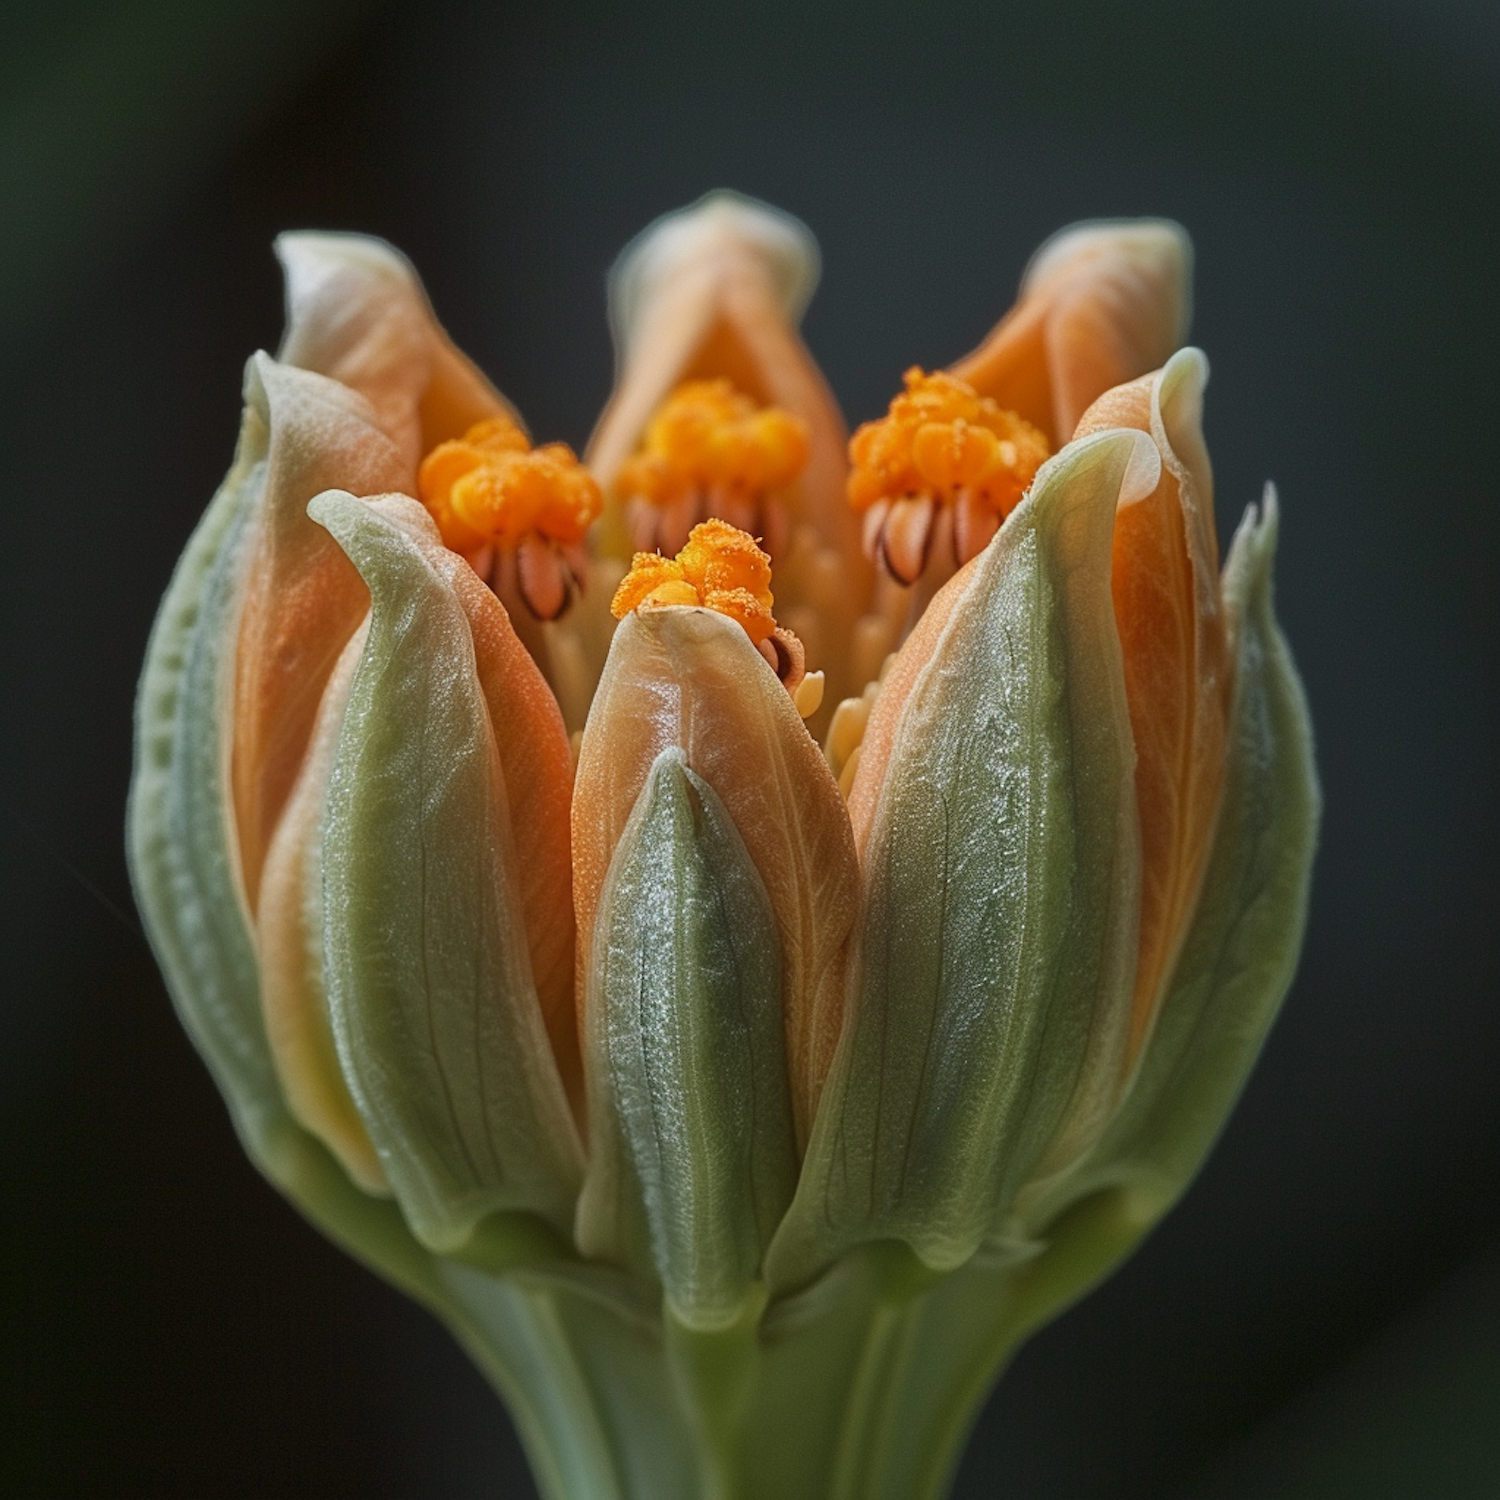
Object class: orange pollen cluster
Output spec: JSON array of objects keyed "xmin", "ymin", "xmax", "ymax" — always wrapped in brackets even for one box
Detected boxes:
[
  {"xmin": 611, "ymin": 519, "xmax": 807, "ymax": 689},
  {"xmin": 847, "ymin": 368, "xmax": 1050, "ymax": 520},
  {"xmin": 616, "ymin": 379, "xmax": 810, "ymax": 506},
  {"xmin": 418, "ymin": 415, "xmax": 602, "ymax": 556}
]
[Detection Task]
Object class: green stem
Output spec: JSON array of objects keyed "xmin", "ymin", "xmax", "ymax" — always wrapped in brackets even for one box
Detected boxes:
[{"xmin": 403, "ymin": 1201, "xmax": 1151, "ymax": 1500}]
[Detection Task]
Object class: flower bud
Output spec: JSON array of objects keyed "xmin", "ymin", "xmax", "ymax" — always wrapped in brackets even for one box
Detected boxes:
[{"xmin": 131, "ymin": 202, "xmax": 1318, "ymax": 1500}]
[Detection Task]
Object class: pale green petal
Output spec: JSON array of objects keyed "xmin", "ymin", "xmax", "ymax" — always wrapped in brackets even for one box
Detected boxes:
[
  {"xmin": 581, "ymin": 748, "xmax": 796, "ymax": 1330},
  {"xmin": 310, "ymin": 491, "xmax": 584, "ymax": 1252},
  {"xmin": 770, "ymin": 429, "xmax": 1153, "ymax": 1285},
  {"xmin": 1019, "ymin": 487, "xmax": 1319, "ymax": 1238},
  {"xmin": 127, "ymin": 394, "xmax": 276, "ymax": 1148}
]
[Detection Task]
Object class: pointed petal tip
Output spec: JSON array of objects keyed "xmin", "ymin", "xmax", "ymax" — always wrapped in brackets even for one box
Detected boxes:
[
  {"xmin": 608, "ymin": 190, "xmax": 822, "ymax": 352},
  {"xmin": 1233, "ymin": 480, "xmax": 1281, "ymax": 554}
]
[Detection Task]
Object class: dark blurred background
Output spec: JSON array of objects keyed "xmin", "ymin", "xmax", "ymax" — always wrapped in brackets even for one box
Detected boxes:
[{"xmin": 2, "ymin": 1, "xmax": 1497, "ymax": 1495}]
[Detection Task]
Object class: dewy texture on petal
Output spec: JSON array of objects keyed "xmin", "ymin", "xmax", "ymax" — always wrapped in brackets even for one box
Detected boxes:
[
  {"xmin": 771, "ymin": 429, "xmax": 1158, "ymax": 1286},
  {"xmin": 950, "ymin": 219, "xmax": 1191, "ymax": 447},
  {"xmin": 585, "ymin": 748, "xmax": 797, "ymax": 1329},
  {"xmin": 309, "ymin": 492, "xmax": 582, "ymax": 1252},
  {"xmin": 1074, "ymin": 348, "xmax": 1230, "ymax": 1062},
  {"xmin": 573, "ymin": 608, "xmax": 859, "ymax": 1155}
]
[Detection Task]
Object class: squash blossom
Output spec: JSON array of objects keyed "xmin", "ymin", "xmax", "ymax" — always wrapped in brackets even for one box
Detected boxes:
[{"xmin": 128, "ymin": 193, "xmax": 1318, "ymax": 1500}]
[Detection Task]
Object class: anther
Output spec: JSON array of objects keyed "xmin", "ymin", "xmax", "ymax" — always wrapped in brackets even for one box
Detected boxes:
[
  {"xmin": 418, "ymin": 416, "xmax": 602, "ymax": 619},
  {"xmin": 847, "ymin": 368, "xmax": 1050, "ymax": 579},
  {"xmin": 615, "ymin": 379, "xmax": 809, "ymax": 559},
  {"xmin": 611, "ymin": 518, "xmax": 819, "ymax": 714}
]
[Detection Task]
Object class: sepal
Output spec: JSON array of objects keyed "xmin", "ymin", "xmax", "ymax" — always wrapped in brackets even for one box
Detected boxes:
[{"xmin": 580, "ymin": 748, "xmax": 797, "ymax": 1331}]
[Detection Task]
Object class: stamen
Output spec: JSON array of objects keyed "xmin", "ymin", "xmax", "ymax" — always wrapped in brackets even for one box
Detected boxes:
[
  {"xmin": 418, "ymin": 415, "xmax": 602, "ymax": 619},
  {"xmin": 611, "ymin": 518, "xmax": 816, "ymax": 711},
  {"xmin": 615, "ymin": 379, "xmax": 810, "ymax": 558},
  {"xmin": 847, "ymin": 368, "xmax": 1050, "ymax": 578}
]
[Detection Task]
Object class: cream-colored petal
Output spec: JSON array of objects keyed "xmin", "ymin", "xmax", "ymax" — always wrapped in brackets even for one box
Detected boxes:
[
  {"xmin": 772, "ymin": 430, "xmax": 1153, "ymax": 1287},
  {"xmin": 257, "ymin": 621, "xmax": 386, "ymax": 1193},
  {"xmin": 308, "ymin": 490, "xmax": 583, "ymax": 1250},
  {"xmin": 587, "ymin": 194, "xmax": 866, "ymax": 706},
  {"xmin": 950, "ymin": 219, "xmax": 1192, "ymax": 446},
  {"xmin": 1073, "ymin": 348, "xmax": 1230, "ymax": 1065},
  {"xmin": 276, "ymin": 231, "xmax": 514, "ymax": 472}
]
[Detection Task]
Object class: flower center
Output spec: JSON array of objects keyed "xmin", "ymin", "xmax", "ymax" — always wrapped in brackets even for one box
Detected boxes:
[
  {"xmin": 611, "ymin": 518, "xmax": 824, "ymax": 717},
  {"xmin": 847, "ymin": 368, "xmax": 1050, "ymax": 583},
  {"xmin": 418, "ymin": 415, "xmax": 603, "ymax": 620},
  {"xmin": 615, "ymin": 379, "xmax": 810, "ymax": 558}
]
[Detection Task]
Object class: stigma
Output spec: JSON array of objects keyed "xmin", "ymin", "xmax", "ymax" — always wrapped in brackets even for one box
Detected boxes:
[
  {"xmin": 419, "ymin": 415, "xmax": 603, "ymax": 620},
  {"xmin": 611, "ymin": 518, "xmax": 824, "ymax": 718},
  {"xmin": 615, "ymin": 379, "xmax": 810, "ymax": 559},
  {"xmin": 847, "ymin": 368, "xmax": 1050, "ymax": 583}
]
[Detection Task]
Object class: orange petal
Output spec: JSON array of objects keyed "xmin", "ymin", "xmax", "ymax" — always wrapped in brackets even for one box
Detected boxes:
[
  {"xmin": 949, "ymin": 221, "xmax": 1191, "ymax": 446},
  {"xmin": 231, "ymin": 356, "xmax": 406, "ymax": 914},
  {"xmin": 257, "ymin": 621, "xmax": 386, "ymax": 1192},
  {"xmin": 572, "ymin": 607, "xmax": 859, "ymax": 1146},
  {"xmin": 435, "ymin": 514, "xmax": 582, "ymax": 1110},
  {"xmin": 587, "ymin": 195, "xmax": 869, "ymax": 712},
  {"xmin": 1073, "ymin": 348, "xmax": 1229, "ymax": 1062},
  {"xmin": 845, "ymin": 559, "xmax": 978, "ymax": 860}
]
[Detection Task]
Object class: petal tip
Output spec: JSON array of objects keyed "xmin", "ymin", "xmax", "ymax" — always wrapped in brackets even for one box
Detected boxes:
[
  {"xmin": 608, "ymin": 190, "xmax": 821, "ymax": 351},
  {"xmin": 1024, "ymin": 218, "xmax": 1193, "ymax": 343}
]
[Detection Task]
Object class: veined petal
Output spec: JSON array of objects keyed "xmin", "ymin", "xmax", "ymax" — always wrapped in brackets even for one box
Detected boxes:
[
  {"xmin": 127, "ymin": 399, "xmax": 282, "ymax": 1154},
  {"xmin": 309, "ymin": 491, "xmax": 582, "ymax": 1251},
  {"xmin": 770, "ymin": 429, "xmax": 1154, "ymax": 1286},
  {"xmin": 276, "ymin": 231, "xmax": 516, "ymax": 472},
  {"xmin": 584, "ymin": 749, "xmax": 797, "ymax": 1329},
  {"xmin": 573, "ymin": 607, "xmax": 859, "ymax": 1150},
  {"xmin": 949, "ymin": 219, "xmax": 1191, "ymax": 447},
  {"xmin": 1074, "ymin": 348, "xmax": 1230, "ymax": 1063},
  {"xmin": 230, "ymin": 355, "xmax": 404, "ymax": 913}
]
